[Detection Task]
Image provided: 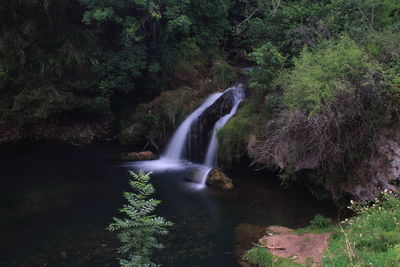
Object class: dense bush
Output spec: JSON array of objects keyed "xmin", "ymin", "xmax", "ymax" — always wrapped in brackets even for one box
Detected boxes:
[
  {"xmin": 283, "ymin": 36, "xmax": 382, "ymax": 116},
  {"xmin": 0, "ymin": 0, "xmax": 106, "ymax": 123},
  {"xmin": 0, "ymin": 0, "xmax": 242, "ymax": 127},
  {"xmin": 250, "ymin": 35, "xmax": 397, "ymax": 173}
]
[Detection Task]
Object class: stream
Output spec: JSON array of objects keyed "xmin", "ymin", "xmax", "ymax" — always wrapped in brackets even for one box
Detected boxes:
[{"xmin": 0, "ymin": 143, "xmax": 336, "ymax": 266}]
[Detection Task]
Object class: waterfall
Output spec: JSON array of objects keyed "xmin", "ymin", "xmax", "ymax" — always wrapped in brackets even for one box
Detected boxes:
[
  {"xmin": 204, "ymin": 84, "xmax": 245, "ymax": 167},
  {"xmin": 163, "ymin": 93, "xmax": 223, "ymax": 160},
  {"xmin": 132, "ymin": 83, "xmax": 245, "ymax": 189}
]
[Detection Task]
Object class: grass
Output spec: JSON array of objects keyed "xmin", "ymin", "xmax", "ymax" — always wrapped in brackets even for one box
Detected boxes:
[
  {"xmin": 324, "ymin": 191, "xmax": 400, "ymax": 267},
  {"xmin": 243, "ymin": 246, "xmax": 303, "ymax": 267},
  {"xmin": 243, "ymin": 192, "xmax": 400, "ymax": 266}
]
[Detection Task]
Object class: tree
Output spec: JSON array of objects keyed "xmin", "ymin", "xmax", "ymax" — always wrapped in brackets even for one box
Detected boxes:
[
  {"xmin": 0, "ymin": 0, "xmax": 107, "ymax": 123},
  {"xmin": 107, "ymin": 171, "xmax": 173, "ymax": 267}
]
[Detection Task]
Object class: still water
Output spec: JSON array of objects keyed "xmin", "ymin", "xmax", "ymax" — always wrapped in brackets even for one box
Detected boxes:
[{"xmin": 0, "ymin": 144, "xmax": 335, "ymax": 266}]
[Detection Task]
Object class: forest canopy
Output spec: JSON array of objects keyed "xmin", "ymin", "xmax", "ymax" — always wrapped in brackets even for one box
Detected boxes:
[{"xmin": 0, "ymin": 0, "xmax": 399, "ymax": 136}]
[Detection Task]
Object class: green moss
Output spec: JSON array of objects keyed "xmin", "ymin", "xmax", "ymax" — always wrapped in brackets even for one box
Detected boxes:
[
  {"xmin": 217, "ymin": 85, "xmax": 270, "ymax": 166},
  {"xmin": 119, "ymin": 62, "xmax": 244, "ymax": 146},
  {"xmin": 212, "ymin": 62, "xmax": 239, "ymax": 89}
]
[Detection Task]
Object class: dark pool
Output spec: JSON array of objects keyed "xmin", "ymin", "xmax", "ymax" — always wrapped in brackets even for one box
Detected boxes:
[{"xmin": 0, "ymin": 144, "xmax": 336, "ymax": 266}]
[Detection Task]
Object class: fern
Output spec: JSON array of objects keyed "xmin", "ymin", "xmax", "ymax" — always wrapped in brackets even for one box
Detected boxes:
[{"xmin": 108, "ymin": 171, "xmax": 173, "ymax": 267}]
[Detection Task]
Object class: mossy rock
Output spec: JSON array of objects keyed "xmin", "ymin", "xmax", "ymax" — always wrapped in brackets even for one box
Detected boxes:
[
  {"xmin": 206, "ymin": 168, "xmax": 233, "ymax": 190},
  {"xmin": 120, "ymin": 151, "xmax": 157, "ymax": 161}
]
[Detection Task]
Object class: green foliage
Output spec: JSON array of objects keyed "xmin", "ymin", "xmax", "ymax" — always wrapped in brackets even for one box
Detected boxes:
[
  {"xmin": 362, "ymin": 31, "xmax": 400, "ymax": 73},
  {"xmin": 218, "ymin": 85, "xmax": 269, "ymax": 166},
  {"xmin": 212, "ymin": 62, "xmax": 238, "ymax": 89},
  {"xmin": 250, "ymin": 33, "xmax": 398, "ymax": 177},
  {"xmin": 119, "ymin": 86, "xmax": 202, "ymax": 145},
  {"xmin": 243, "ymin": 246, "xmax": 302, "ymax": 267},
  {"xmin": 283, "ymin": 36, "xmax": 380, "ymax": 116},
  {"xmin": 250, "ymin": 42, "xmax": 286, "ymax": 84},
  {"xmin": 324, "ymin": 191, "xmax": 400, "ymax": 266},
  {"xmin": 79, "ymin": 0, "xmax": 234, "ymax": 94},
  {"xmin": 309, "ymin": 215, "xmax": 332, "ymax": 230},
  {"xmin": 108, "ymin": 171, "xmax": 173, "ymax": 267},
  {"xmin": 0, "ymin": 0, "xmax": 108, "ymax": 123}
]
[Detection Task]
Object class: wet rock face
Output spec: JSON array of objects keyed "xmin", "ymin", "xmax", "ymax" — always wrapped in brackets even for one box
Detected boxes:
[
  {"xmin": 186, "ymin": 90, "xmax": 236, "ymax": 163},
  {"xmin": 206, "ymin": 168, "xmax": 234, "ymax": 190},
  {"xmin": 305, "ymin": 129, "xmax": 400, "ymax": 203},
  {"xmin": 343, "ymin": 133, "xmax": 400, "ymax": 202}
]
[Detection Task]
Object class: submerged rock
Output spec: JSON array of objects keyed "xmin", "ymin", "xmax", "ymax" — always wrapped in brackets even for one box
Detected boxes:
[
  {"xmin": 206, "ymin": 168, "xmax": 234, "ymax": 190},
  {"xmin": 121, "ymin": 151, "xmax": 157, "ymax": 161}
]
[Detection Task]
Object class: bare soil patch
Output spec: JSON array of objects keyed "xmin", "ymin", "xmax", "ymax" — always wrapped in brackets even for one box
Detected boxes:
[{"xmin": 258, "ymin": 226, "xmax": 331, "ymax": 266}]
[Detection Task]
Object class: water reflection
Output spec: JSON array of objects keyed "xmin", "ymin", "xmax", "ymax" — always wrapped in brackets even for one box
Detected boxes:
[{"xmin": 0, "ymin": 144, "xmax": 336, "ymax": 266}]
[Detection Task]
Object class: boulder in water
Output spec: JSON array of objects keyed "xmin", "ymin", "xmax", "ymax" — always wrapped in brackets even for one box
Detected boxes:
[
  {"xmin": 121, "ymin": 151, "xmax": 157, "ymax": 161},
  {"xmin": 206, "ymin": 168, "xmax": 233, "ymax": 190}
]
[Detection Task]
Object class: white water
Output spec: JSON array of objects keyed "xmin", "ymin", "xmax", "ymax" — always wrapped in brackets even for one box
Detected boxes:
[
  {"xmin": 197, "ymin": 84, "xmax": 246, "ymax": 186},
  {"xmin": 131, "ymin": 84, "xmax": 245, "ymax": 189},
  {"xmin": 204, "ymin": 84, "xmax": 246, "ymax": 167},
  {"xmin": 163, "ymin": 93, "xmax": 223, "ymax": 160}
]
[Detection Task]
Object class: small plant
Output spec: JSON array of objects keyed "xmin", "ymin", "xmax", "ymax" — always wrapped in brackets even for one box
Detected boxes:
[
  {"xmin": 108, "ymin": 171, "xmax": 173, "ymax": 267},
  {"xmin": 309, "ymin": 214, "xmax": 332, "ymax": 229},
  {"xmin": 243, "ymin": 246, "xmax": 274, "ymax": 266},
  {"xmin": 243, "ymin": 246, "xmax": 302, "ymax": 267}
]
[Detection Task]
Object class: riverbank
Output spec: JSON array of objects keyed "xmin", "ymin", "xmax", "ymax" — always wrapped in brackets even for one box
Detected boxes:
[{"xmin": 241, "ymin": 191, "xmax": 400, "ymax": 267}]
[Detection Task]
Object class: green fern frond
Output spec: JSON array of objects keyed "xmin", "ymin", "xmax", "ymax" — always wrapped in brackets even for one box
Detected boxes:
[{"xmin": 108, "ymin": 171, "xmax": 173, "ymax": 267}]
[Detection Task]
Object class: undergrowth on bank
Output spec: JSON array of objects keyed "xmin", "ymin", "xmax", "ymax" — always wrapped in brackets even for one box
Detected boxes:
[
  {"xmin": 243, "ymin": 192, "xmax": 400, "ymax": 266},
  {"xmin": 243, "ymin": 246, "xmax": 303, "ymax": 267},
  {"xmin": 324, "ymin": 191, "xmax": 400, "ymax": 267}
]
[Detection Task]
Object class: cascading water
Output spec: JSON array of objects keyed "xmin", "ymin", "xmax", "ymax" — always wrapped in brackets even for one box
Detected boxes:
[
  {"xmin": 204, "ymin": 84, "xmax": 245, "ymax": 167},
  {"xmin": 197, "ymin": 84, "xmax": 245, "ymax": 185},
  {"xmin": 163, "ymin": 93, "xmax": 223, "ymax": 160},
  {"xmin": 132, "ymin": 83, "xmax": 245, "ymax": 189}
]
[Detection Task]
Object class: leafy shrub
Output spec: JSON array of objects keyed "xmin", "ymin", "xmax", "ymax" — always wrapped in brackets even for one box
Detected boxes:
[
  {"xmin": 309, "ymin": 215, "xmax": 332, "ymax": 230},
  {"xmin": 250, "ymin": 42, "xmax": 286, "ymax": 84},
  {"xmin": 108, "ymin": 172, "xmax": 173, "ymax": 267},
  {"xmin": 283, "ymin": 36, "xmax": 378, "ymax": 116},
  {"xmin": 243, "ymin": 247, "xmax": 273, "ymax": 266},
  {"xmin": 363, "ymin": 31, "xmax": 400, "ymax": 73},
  {"xmin": 251, "ymin": 36, "xmax": 394, "ymax": 174}
]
